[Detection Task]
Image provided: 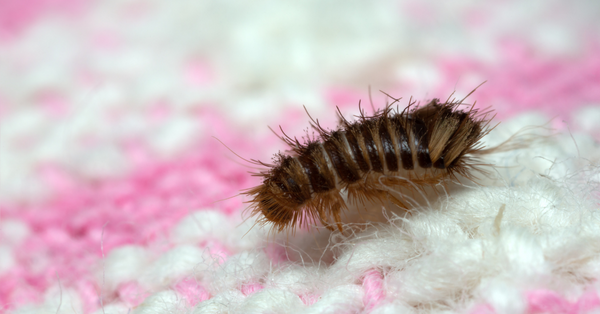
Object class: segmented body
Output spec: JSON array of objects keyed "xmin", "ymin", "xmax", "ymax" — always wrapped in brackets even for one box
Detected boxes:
[{"xmin": 245, "ymin": 97, "xmax": 494, "ymax": 232}]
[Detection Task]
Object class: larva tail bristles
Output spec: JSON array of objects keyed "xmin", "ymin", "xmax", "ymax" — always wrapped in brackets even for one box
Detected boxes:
[{"xmin": 243, "ymin": 86, "xmax": 521, "ymax": 234}]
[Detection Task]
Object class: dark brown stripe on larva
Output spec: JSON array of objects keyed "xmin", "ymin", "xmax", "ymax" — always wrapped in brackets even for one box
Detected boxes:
[
  {"xmin": 452, "ymin": 111, "xmax": 470, "ymax": 135},
  {"xmin": 433, "ymin": 155, "xmax": 445, "ymax": 169},
  {"xmin": 276, "ymin": 156, "xmax": 308, "ymax": 204},
  {"xmin": 323, "ymin": 134, "xmax": 360, "ymax": 183},
  {"xmin": 297, "ymin": 144, "xmax": 335, "ymax": 193},
  {"xmin": 284, "ymin": 176, "xmax": 303, "ymax": 200},
  {"xmin": 345, "ymin": 127, "xmax": 370, "ymax": 173},
  {"xmin": 412, "ymin": 118, "xmax": 433, "ymax": 168},
  {"xmin": 360, "ymin": 121, "xmax": 383, "ymax": 173},
  {"xmin": 378, "ymin": 121, "xmax": 398, "ymax": 172},
  {"xmin": 392, "ymin": 117, "xmax": 414, "ymax": 170}
]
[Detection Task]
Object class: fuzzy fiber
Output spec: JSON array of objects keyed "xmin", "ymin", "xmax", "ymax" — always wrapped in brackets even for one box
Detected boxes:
[{"xmin": 1, "ymin": 1, "xmax": 600, "ymax": 314}]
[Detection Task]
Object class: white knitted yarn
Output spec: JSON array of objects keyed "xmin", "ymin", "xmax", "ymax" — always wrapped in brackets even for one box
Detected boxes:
[
  {"xmin": 86, "ymin": 114, "xmax": 599, "ymax": 314},
  {"xmin": 4, "ymin": 0, "xmax": 600, "ymax": 313}
]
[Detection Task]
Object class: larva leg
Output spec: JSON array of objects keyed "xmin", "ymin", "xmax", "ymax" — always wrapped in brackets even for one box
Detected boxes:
[
  {"xmin": 312, "ymin": 197, "xmax": 346, "ymax": 232},
  {"xmin": 315, "ymin": 206, "xmax": 336, "ymax": 231},
  {"xmin": 330, "ymin": 201, "xmax": 344, "ymax": 232},
  {"xmin": 388, "ymin": 194, "xmax": 409, "ymax": 210}
]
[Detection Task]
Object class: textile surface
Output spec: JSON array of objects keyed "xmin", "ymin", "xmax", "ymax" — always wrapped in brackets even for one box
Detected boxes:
[{"xmin": 1, "ymin": 1, "xmax": 600, "ymax": 313}]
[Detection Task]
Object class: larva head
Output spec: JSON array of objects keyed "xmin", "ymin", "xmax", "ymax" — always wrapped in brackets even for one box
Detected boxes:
[
  {"xmin": 253, "ymin": 185, "xmax": 296, "ymax": 231},
  {"xmin": 246, "ymin": 155, "xmax": 310, "ymax": 232}
]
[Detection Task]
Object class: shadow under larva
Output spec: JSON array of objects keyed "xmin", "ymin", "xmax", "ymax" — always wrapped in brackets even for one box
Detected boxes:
[{"xmin": 244, "ymin": 89, "xmax": 500, "ymax": 234}]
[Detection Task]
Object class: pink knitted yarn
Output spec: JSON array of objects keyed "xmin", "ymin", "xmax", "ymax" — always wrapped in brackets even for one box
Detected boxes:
[
  {"xmin": 470, "ymin": 290, "xmax": 600, "ymax": 314},
  {"xmin": 3, "ymin": 51, "xmax": 600, "ymax": 312},
  {"xmin": 241, "ymin": 283, "xmax": 265, "ymax": 296},
  {"xmin": 362, "ymin": 270, "xmax": 386, "ymax": 312},
  {"xmin": 0, "ymin": 0, "xmax": 84, "ymax": 36},
  {"xmin": 526, "ymin": 289, "xmax": 600, "ymax": 314},
  {"xmin": 434, "ymin": 43, "xmax": 600, "ymax": 119},
  {"xmin": 174, "ymin": 279, "xmax": 210, "ymax": 306},
  {"xmin": 3, "ymin": 1, "xmax": 600, "ymax": 313},
  {"xmin": 0, "ymin": 128, "xmax": 259, "ymax": 310},
  {"xmin": 470, "ymin": 303, "xmax": 496, "ymax": 314},
  {"xmin": 116, "ymin": 281, "xmax": 148, "ymax": 307}
]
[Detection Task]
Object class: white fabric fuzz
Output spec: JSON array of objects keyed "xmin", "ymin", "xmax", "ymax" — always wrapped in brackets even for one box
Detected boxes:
[
  {"xmin": 131, "ymin": 290, "xmax": 185, "ymax": 314},
  {"xmin": 235, "ymin": 288, "xmax": 305, "ymax": 314},
  {"xmin": 13, "ymin": 286, "xmax": 83, "ymax": 314},
  {"xmin": 6, "ymin": 0, "xmax": 600, "ymax": 313},
  {"xmin": 139, "ymin": 245, "xmax": 215, "ymax": 290},
  {"xmin": 85, "ymin": 112, "xmax": 600, "ymax": 313},
  {"xmin": 191, "ymin": 290, "xmax": 245, "ymax": 314},
  {"xmin": 100, "ymin": 245, "xmax": 151, "ymax": 291},
  {"xmin": 208, "ymin": 251, "xmax": 271, "ymax": 294},
  {"xmin": 305, "ymin": 285, "xmax": 365, "ymax": 314},
  {"xmin": 170, "ymin": 210, "xmax": 234, "ymax": 245}
]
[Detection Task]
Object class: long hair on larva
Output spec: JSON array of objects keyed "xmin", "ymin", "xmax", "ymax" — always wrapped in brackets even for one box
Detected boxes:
[{"xmin": 244, "ymin": 89, "xmax": 498, "ymax": 234}]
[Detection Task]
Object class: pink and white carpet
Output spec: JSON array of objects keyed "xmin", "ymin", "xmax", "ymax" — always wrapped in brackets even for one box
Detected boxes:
[{"xmin": 2, "ymin": 1, "xmax": 600, "ymax": 313}]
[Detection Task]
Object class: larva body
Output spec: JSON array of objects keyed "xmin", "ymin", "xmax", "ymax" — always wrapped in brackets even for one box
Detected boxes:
[{"xmin": 245, "ymin": 96, "xmax": 494, "ymax": 233}]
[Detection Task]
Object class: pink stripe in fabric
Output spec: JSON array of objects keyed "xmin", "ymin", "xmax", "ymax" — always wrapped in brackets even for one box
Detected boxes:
[{"xmin": 362, "ymin": 269, "xmax": 385, "ymax": 311}]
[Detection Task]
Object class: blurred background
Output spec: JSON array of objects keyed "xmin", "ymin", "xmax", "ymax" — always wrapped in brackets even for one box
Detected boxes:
[
  {"xmin": 1, "ymin": 0, "xmax": 600, "ymax": 311},
  {"xmin": 1, "ymin": 0, "xmax": 600, "ymax": 203}
]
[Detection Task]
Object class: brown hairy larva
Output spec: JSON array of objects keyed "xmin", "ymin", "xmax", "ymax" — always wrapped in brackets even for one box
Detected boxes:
[{"xmin": 244, "ymin": 90, "xmax": 499, "ymax": 233}]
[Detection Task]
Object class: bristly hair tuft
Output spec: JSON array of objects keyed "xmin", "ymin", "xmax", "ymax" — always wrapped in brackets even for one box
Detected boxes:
[{"xmin": 243, "ymin": 88, "xmax": 506, "ymax": 234}]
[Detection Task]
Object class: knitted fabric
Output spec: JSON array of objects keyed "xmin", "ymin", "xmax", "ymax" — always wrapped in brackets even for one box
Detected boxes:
[{"xmin": 2, "ymin": 1, "xmax": 600, "ymax": 313}]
